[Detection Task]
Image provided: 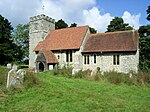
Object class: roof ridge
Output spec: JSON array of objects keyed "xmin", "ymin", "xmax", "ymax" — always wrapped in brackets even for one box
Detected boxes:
[
  {"xmin": 51, "ymin": 25, "xmax": 89, "ymax": 31},
  {"xmin": 89, "ymin": 30, "xmax": 136, "ymax": 37}
]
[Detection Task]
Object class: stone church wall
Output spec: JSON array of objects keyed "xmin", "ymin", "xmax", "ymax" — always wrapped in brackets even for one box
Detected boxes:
[
  {"xmin": 29, "ymin": 14, "xmax": 55, "ymax": 69},
  {"xmin": 82, "ymin": 50, "xmax": 139, "ymax": 74}
]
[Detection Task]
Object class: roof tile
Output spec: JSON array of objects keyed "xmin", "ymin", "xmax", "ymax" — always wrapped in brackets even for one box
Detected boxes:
[
  {"xmin": 83, "ymin": 30, "xmax": 139, "ymax": 53},
  {"xmin": 34, "ymin": 25, "xmax": 89, "ymax": 51}
]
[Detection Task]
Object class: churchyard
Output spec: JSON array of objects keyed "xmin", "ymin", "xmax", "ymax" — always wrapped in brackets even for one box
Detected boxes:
[{"xmin": 0, "ymin": 65, "xmax": 150, "ymax": 112}]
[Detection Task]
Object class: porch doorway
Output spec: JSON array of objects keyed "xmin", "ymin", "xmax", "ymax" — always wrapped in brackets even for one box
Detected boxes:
[{"xmin": 39, "ymin": 62, "xmax": 44, "ymax": 72}]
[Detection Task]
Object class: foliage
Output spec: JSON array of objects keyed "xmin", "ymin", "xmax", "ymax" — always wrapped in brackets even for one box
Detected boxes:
[
  {"xmin": 139, "ymin": 35, "xmax": 150, "ymax": 71},
  {"xmin": 94, "ymin": 67, "xmax": 103, "ymax": 81},
  {"xmin": 146, "ymin": 5, "xmax": 150, "ymax": 21},
  {"xmin": 53, "ymin": 65, "xmax": 150, "ymax": 86},
  {"xmin": 11, "ymin": 24, "xmax": 29, "ymax": 64},
  {"xmin": 0, "ymin": 15, "xmax": 22, "ymax": 65},
  {"xmin": 70, "ymin": 23, "xmax": 77, "ymax": 27},
  {"xmin": 104, "ymin": 71, "xmax": 132, "ymax": 85},
  {"xmin": 0, "ymin": 72, "xmax": 150, "ymax": 112},
  {"xmin": 0, "ymin": 66, "xmax": 40, "ymax": 95},
  {"xmin": 55, "ymin": 19, "xmax": 68, "ymax": 29},
  {"xmin": 107, "ymin": 17, "xmax": 133, "ymax": 32},
  {"xmin": 74, "ymin": 69, "xmax": 92, "ymax": 79},
  {"xmin": 23, "ymin": 71, "xmax": 40, "ymax": 88},
  {"xmin": 53, "ymin": 65, "xmax": 73, "ymax": 77},
  {"xmin": 89, "ymin": 27, "xmax": 97, "ymax": 34},
  {"xmin": 138, "ymin": 25, "xmax": 150, "ymax": 37},
  {"xmin": 0, "ymin": 66, "xmax": 9, "ymax": 91},
  {"xmin": 138, "ymin": 6, "xmax": 150, "ymax": 71}
]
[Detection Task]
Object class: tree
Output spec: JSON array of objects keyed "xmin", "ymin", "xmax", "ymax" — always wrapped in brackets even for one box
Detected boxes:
[
  {"xmin": 138, "ymin": 5, "xmax": 150, "ymax": 72},
  {"xmin": 12, "ymin": 24, "xmax": 29, "ymax": 64},
  {"xmin": 0, "ymin": 15, "xmax": 21, "ymax": 65},
  {"xmin": 139, "ymin": 35, "xmax": 150, "ymax": 71},
  {"xmin": 70, "ymin": 23, "xmax": 77, "ymax": 27},
  {"xmin": 107, "ymin": 17, "xmax": 133, "ymax": 32},
  {"xmin": 89, "ymin": 27, "xmax": 97, "ymax": 34},
  {"xmin": 146, "ymin": 5, "xmax": 150, "ymax": 21},
  {"xmin": 55, "ymin": 19, "xmax": 68, "ymax": 29},
  {"xmin": 138, "ymin": 25, "xmax": 150, "ymax": 37}
]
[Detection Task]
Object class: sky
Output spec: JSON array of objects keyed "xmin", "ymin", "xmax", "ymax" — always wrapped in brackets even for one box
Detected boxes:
[{"xmin": 0, "ymin": 0, "xmax": 149, "ymax": 32}]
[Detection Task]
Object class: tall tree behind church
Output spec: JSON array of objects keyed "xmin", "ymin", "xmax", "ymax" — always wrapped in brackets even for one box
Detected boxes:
[
  {"xmin": 12, "ymin": 24, "xmax": 29, "ymax": 64},
  {"xmin": 107, "ymin": 17, "xmax": 133, "ymax": 32},
  {"xmin": 55, "ymin": 19, "xmax": 68, "ymax": 29},
  {"xmin": 146, "ymin": 5, "xmax": 150, "ymax": 21},
  {"xmin": 138, "ymin": 5, "xmax": 150, "ymax": 72},
  {"xmin": 0, "ymin": 15, "xmax": 22, "ymax": 65}
]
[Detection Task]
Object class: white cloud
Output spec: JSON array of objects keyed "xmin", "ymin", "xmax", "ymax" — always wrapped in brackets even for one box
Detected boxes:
[
  {"xmin": 36, "ymin": 0, "xmax": 96, "ymax": 24},
  {"xmin": 0, "ymin": 0, "xmax": 141, "ymax": 32},
  {"xmin": 36, "ymin": 0, "xmax": 64, "ymax": 20},
  {"xmin": 0, "ymin": 0, "xmax": 41, "ymax": 27},
  {"xmin": 122, "ymin": 11, "xmax": 141, "ymax": 29},
  {"xmin": 83, "ymin": 7, "xmax": 113, "ymax": 32}
]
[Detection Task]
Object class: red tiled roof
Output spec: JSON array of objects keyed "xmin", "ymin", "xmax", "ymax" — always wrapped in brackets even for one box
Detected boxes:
[
  {"xmin": 83, "ymin": 30, "xmax": 138, "ymax": 53},
  {"xmin": 34, "ymin": 25, "xmax": 89, "ymax": 51},
  {"xmin": 41, "ymin": 49, "xmax": 58, "ymax": 63}
]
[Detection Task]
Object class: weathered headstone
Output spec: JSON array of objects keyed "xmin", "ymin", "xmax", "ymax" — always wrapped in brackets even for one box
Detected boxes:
[
  {"xmin": 7, "ymin": 63, "xmax": 12, "ymax": 69},
  {"xmin": 129, "ymin": 73, "xmax": 132, "ymax": 78},
  {"xmin": 16, "ymin": 69, "xmax": 26, "ymax": 84},
  {"xmin": 7, "ymin": 68, "xmax": 17, "ymax": 88},
  {"xmin": 6, "ymin": 65, "xmax": 26, "ymax": 88},
  {"xmin": 72, "ymin": 69, "xmax": 80, "ymax": 75}
]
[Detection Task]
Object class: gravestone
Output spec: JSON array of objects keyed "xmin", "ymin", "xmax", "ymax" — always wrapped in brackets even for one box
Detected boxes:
[
  {"xmin": 6, "ymin": 65, "xmax": 26, "ymax": 88},
  {"xmin": 72, "ymin": 69, "xmax": 80, "ymax": 75},
  {"xmin": 16, "ymin": 69, "xmax": 26, "ymax": 84},
  {"xmin": 7, "ymin": 63, "xmax": 12, "ymax": 69}
]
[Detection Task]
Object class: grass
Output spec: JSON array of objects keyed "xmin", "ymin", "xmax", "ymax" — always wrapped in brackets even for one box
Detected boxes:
[
  {"xmin": 0, "ymin": 66, "xmax": 9, "ymax": 93},
  {"xmin": 0, "ymin": 69, "xmax": 150, "ymax": 112}
]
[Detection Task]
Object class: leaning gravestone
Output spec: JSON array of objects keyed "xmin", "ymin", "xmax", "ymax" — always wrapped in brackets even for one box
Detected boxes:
[{"xmin": 6, "ymin": 65, "xmax": 26, "ymax": 88}]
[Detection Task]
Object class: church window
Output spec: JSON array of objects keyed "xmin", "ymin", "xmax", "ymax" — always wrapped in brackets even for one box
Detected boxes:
[
  {"xmin": 94, "ymin": 55, "xmax": 96, "ymax": 64},
  {"xmin": 87, "ymin": 56, "xmax": 89, "ymax": 64},
  {"xmin": 84, "ymin": 56, "xmax": 86, "ymax": 64},
  {"xmin": 113, "ymin": 55, "xmax": 120, "ymax": 65},
  {"xmin": 66, "ymin": 50, "xmax": 73, "ymax": 62},
  {"xmin": 84, "ymin": 55, "xmax": 90, "ymax": 64},
  {"xmin": 66, "ymin": 51, "xmax": 69, "ymax": 62},
  {"xmin": 58, "ymin": 55, "xmax": 60, "ymax": 59},
  {"xmin": 70, "ymin": 50, "xmax": 72, "ymax": 62}
]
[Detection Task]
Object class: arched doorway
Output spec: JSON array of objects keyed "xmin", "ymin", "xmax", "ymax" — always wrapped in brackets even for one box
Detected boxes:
[{"xmin": 39, "ymin": 62, "xmax": 44, "ymax": 72}]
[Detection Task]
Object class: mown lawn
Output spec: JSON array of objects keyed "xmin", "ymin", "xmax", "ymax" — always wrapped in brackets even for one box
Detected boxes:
[{"xmin": 0, "ymin": 70, "xmax": 150, "ymax": 112}]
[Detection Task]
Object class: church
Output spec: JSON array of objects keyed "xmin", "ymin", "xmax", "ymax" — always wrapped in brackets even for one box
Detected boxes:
[{"xmin": 29, "ymin": 14, "xmax": 139, "ymax": 74}]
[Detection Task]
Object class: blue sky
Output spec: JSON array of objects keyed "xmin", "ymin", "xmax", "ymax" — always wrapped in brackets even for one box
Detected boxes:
[
  {"xmin": 96, "ymin": 0, "xmax": 149, "ymax": 25},
  {"xmin": 0, "ymin": 0, "xmax": 149, "ymax": 32}
]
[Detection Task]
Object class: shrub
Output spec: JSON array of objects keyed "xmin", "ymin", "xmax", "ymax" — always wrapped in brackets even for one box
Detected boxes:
[
  {"xmin": 136, "ymin": 72, "xmax": 150, "ymax": 86},
  {"xmin": 103, "ymin": 71, "xmax": 150, "ymax": 86},
  {"xmin": 0, "ymin": 66, "xmax": 9, "ymax": 95},
  {"xmin": 94, "ymin": 67, "xmax": 103, "ymax": 81},
  {"xmin": 0, "ymin": 66, "xmax": 9, "ymax": 90},
  {"xmin": 74, "ymin": 69, "xmax": 92, "ymax": 79},
  {"xmin": 104, "ymin": 71, "xmax": 129, "ymax": 85},
  {"xmin": 23, "ymin": 71, "xmax": 40, "ymax": 88},
  {"xmin": 53, "ymin": 65, "xmax": 73, "ymax": 77}
]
